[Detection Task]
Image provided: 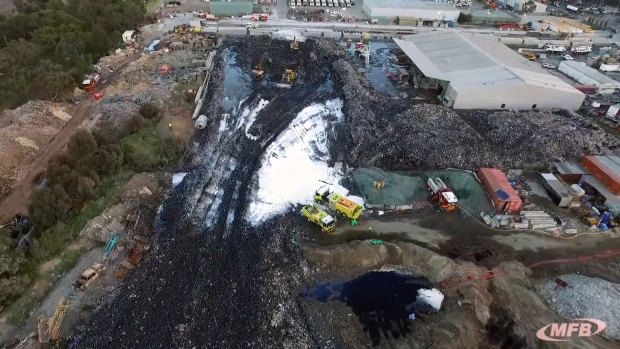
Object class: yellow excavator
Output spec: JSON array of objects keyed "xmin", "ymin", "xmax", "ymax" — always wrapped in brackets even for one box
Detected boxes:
[
  {"xmin": 290, "ymin": 36, "xmax": 299, "ymax": 50},
  {"xmin": 276, "ymin": 68, "xmax": 296, "ymax": 88},
  {"xmin": 252, "ymin": 52, "xmax": 267, "ymax": 79}
]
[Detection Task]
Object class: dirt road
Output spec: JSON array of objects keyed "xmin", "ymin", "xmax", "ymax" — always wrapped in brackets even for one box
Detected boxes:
[
  {"xmin": 0, "ymin": 54, "xmax": 139, "ymax": 224},
  {"xmin": 0, "ymin": 101, "xmax": 94, "ymax": 223}
]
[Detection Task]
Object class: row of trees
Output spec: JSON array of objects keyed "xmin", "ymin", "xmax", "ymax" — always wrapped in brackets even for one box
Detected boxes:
[
  {"xmin": 0, "ymin": 103, "xmax": 186, "ymax": 311},
  {"xmin": 0, "ymin": 0, "xmax": 146, "ymax": 109}
]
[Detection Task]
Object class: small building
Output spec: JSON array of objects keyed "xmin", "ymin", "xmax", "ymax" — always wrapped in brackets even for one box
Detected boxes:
[
  {"xmin": 362, "ymin": 0, "xmax": 460, "ymax": 25},
  {"xmin": 553, "ymin": 161, "xmax": 588, "ymax": 184},
  {"xmin": 393, "ymin": 32, "xmax": 585, "ymax": 110},
  {"xmin": 540, "ymin": 173, "xmax": 573, "ymax": 207},
  {"xmin": 122, "ymin": 30, "xmax": 137, "ymax": 44},
  {"xmin": 210, "ymin": 0, "xmax": 253, "ymax": 16},
  {"xmin": 477, "ymin": 168, "xmax": 523, "ymax": 213},
  {"xmin": 581, "ymin": 156, "xmax": 620, "ymax": 196},
  {"xmin": 558, "ymin": 61, "xmax": 620, "ymax": 94}
]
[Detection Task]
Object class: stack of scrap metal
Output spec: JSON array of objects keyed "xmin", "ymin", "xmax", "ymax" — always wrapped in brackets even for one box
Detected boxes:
[{"xmin": 520, "ymin": 211, "xmax": 557, "ymax": 230}]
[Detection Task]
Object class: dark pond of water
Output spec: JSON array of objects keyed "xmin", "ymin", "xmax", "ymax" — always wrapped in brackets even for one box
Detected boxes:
[{"xmin": 303, "ymin": 271, "xmax": 441, "ymax": 345}]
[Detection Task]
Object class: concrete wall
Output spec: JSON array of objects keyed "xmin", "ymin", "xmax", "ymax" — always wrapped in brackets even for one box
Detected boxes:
[{"xmin": 449, "ymin": 83, "xmax": 585, "ymax": 110}]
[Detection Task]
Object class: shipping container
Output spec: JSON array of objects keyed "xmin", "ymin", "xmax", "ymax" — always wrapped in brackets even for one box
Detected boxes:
[
  {"xmin": 581, "ymin": 156, "xmax": 620, "ymax": 195},
  {"xmin": 574, "ymin": 84, "xmax": 598, "ymax": 94},
  {"xmin": 540, "ymin": 173, "xmax": 573, "ymax": 207},
  {"xmin": 477, "ymin": 168, "xmax": 523, "ymax": 213}
]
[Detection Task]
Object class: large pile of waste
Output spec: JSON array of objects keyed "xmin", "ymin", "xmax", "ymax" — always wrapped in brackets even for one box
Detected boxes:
[
  {"xmin": 333, "ymin": 55, "xmax": 619, "ymax": 170},
  {"xmin": 540, "ymin": 274, "xmax": 620, "ymax": 340}
]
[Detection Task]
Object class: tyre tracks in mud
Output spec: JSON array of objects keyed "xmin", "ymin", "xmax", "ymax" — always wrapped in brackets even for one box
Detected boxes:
[{"xmin": 72, "ymin": 40, "xmax": 338, "ymax": 348}]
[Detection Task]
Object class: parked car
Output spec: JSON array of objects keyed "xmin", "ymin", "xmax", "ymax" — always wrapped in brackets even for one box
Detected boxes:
[
  {"xmin": 563, "ymin": 54, "xmax": 574, "ymax": 60},
  {"xmin": 542, "ymin": 62, "xmax": 557, "ymax": 69}
]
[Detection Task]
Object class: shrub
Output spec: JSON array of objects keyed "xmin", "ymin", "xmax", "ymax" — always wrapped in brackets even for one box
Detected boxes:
[
  {"xmin": 27, "ymin": 185, "xmax": 71, "ymax": 230},
  {"xmin": 124, "ymin": 114, "xmax": 149, "ymax": 135},
  {"xmin": 67, "ymin": 129, "xmax": 97, "ymax": 159},
  {"xmin": 139, "ymin": 102, "xmax": 160, "ymax": 120}
]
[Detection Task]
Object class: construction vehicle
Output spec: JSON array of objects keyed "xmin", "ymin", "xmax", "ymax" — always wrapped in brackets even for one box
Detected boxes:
[
  {"xmin": 426, "ymin": 177, "xmax": 458, "ymax": 211},
  {"xmin": 81, "ymin": 73, "xmax": 100, "ymax": 92},
  {"xmin": 290, "ymin": 36, "xmax": 299, "ymax": 50},
  {"xmin": 252, "ymin": 52, "xmax": 267, "ymax": 79},
  {"xmin": 276, "ymin": 68, "xmax": 297, "ymax": 88},
  {"xmin": 314, "ymin": 186, "xmax": 363, "ymax": 222},
  {"xmin": 38, "ymin": 295, "xmax": 77, "ymax": 343},
  {"xmin": 73, "ymin": 263, "xmax": 106, "ymax": 291},
  {"xmin": 301, "ymin": 204, "xmax": 336, "ymax": 232},
  {"xmin": 521, "ymin": 50, "xmax": 537, "ymax": 61}
]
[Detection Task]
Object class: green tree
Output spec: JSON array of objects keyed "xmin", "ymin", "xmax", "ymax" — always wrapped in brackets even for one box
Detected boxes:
[
  {"xmin": 67, "ymin": 129, "xmax": 98, "ymax": 159},
  {"xmin": 457, "ymin": 12, "xmax": 473, "ymax": 24},
  {"xmin": 90, "ymin": 144, "xmax": 123, "ymax": 175},
  {"xmin": 522, "ymin": 0, "xmax": 536, "ymax": 14},
  {"xmin": 0, "ymin": 234, "xmax": 29, "ymax": 311},
  {"xmin": 28, "ymin": 185, "xmax": 71, "ymax": 230},
  {"xmin": 86, "ymin": 25, "xmax": 112, "ymax": 57}
]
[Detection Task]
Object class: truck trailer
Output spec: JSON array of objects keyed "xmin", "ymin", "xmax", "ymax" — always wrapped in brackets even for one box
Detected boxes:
[{"xmin": 314, "ymin": 187, "xmax": 363, "ymax": 222}]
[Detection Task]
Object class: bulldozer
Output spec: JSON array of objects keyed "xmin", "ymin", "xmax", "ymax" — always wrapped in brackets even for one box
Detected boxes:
[{"xmin": 276, "ymin": 69, "xmax": 297, "ymax": 88}]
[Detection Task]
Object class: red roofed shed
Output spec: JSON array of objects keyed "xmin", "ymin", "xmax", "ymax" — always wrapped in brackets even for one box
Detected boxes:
[{"xmin": 477, "ymin": 168, "xmax": 523, "ymax": 213}]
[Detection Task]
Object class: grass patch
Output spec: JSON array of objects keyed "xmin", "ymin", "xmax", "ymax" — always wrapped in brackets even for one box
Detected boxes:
[
  {"xmin": 121, "ymin": 124, "xmax": 182, "ymax": 172},
  {"xmin": 145, "ymin": 0, "xmax": 162, "ymax": 14}
]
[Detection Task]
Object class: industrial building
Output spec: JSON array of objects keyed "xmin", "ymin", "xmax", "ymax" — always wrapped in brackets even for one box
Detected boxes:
[
  {"xmin": 477, "ymin": 168, "xmax": 523, "ymax": 213},
  {"xmin": 393, "ymin": 32, "xmax": 585, "ymax": 110},
  {"xmin": 362, "ymin": 0, "xmax": 460, "ymax": 25},
  {"xmin": 209, "ymin": 0, "xmax": 253, "ymax": 16},
  {"xmin": 558, "ymin": 61, "xmax": 620, "ymax": 94}
]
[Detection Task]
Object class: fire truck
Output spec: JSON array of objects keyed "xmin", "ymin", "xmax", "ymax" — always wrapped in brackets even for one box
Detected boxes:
[
  {"xmin": 426, "ymin": 177, "xmax": 458, "ymax": 211},
  {"xmin": 82, "ymin": 73, "xmax": 100, "ymax": 92}
]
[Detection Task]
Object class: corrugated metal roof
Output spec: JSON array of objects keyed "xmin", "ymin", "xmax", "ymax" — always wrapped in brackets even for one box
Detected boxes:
[
  {"xmin": 554, "ymin": 161, "xmax": 588, "ymax": 175},
  {"xmin": 581, "ymin": 174, "xmax": 620, "ymax": 210},
  {"xmin": 393, "ymin": 32, "xmax": 582, "ymax": 94},
  {"xmin": 364, "ymin": 0, "xmax": 456, "ymax": 11},
  {"xmin": 559, "ymin": 61, "xmax": 620, "ymax": 87}
]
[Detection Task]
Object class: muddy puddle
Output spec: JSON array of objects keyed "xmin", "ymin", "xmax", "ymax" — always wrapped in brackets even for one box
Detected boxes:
[
  {"xmin": 221, "ymin": 48, "xmax": 252, "ymax": 114},
  {"xmin": 303, "ymin": 271, "xmax": 442, "ymax": 345},
  {"xmin": 343, "ymin": 41, "xmax": 402, "ymax": 97}
]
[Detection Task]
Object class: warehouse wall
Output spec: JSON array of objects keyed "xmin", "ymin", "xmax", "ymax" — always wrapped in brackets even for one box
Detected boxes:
[
  {"xmin": 210, "ymin": 1, "xmax": 253, "ymax": 16},
  {"xmin": 365, "ymin": 7, "xmax": 459, "ymax": 21},
  {"xmin": 450, "ymin": 83, "xmax": 585, "ymax": 110}
]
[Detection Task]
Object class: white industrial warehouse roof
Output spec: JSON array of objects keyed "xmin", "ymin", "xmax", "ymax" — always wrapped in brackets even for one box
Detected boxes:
[
  {"xmin": 559, "ymin": 60, "xmax": 620, "ymax": 86},
  {"xmin": 393, "ymin": 32, "xmax": 580, "ymax": 94},
  {"xmin": 364, "ymin": 0, "xmax": 456, "ymax": 11}
]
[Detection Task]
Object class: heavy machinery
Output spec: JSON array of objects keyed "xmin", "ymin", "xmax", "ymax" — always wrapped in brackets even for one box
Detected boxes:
[
  {"xmin": 252, "ymin": 52, "xmax": 267, "ymax": 79},
  {"xmin": 426, "ymin": 177, "xmax": 458, "ymax": 211},
  {"xmin": 38, "ymin": 295, "xmax": 77, "ymax": 343},
  {"xmin": 301, "ymin": 204, "xmax": 336, "ymax": 232},
  {"xmin": 81, "ymin": 73, "xmax": 100, "ymax": 92},
  {"xmin": 314, "ymin": 186, "xmax": 363, "ymax": 222},
  {"xmin": 290, "ymin": 36, "xmax": 299, "ymax": 50},
  {"xmin": 276, "ymin": 68, "xmax": 297, "ymax": 88},
  {"xmin": 521, "ymin": 50, "xmax": 537, "ymax": 61}
]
